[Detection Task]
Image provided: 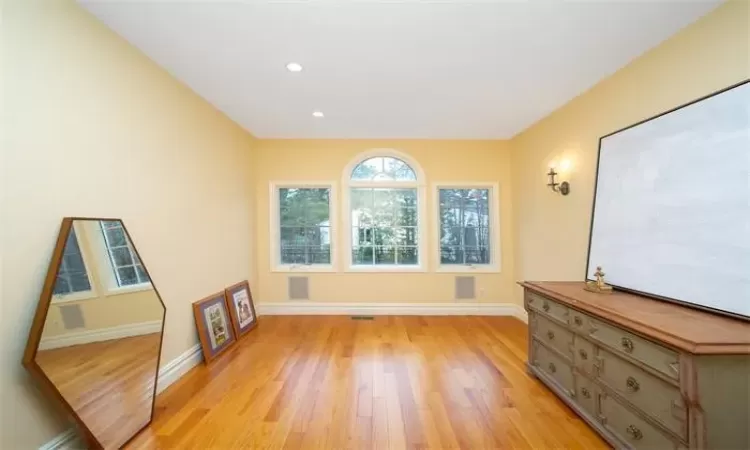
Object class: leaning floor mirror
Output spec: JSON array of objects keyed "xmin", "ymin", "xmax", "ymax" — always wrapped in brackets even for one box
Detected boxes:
[{"xmin": 23, "ymin": 218, "xmax": 166, "ymax": 449}]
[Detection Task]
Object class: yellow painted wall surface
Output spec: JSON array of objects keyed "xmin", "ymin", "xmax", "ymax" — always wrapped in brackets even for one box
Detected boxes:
[
  {"xmin": 2, "ymin": 0, "xmax": 256, "ymax": 448},
  {"xmin": 510, "ymin": 0, "xmax": 749, "ymax": 303},
  {"xmin": 253, "ymin": 140, "xmax": 516, "ymax": 304}
]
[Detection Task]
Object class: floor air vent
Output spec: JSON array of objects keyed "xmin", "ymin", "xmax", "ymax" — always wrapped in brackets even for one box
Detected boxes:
[{"xmin": 351, "ymin": 316, "xmax": 374, "ymax": 320}]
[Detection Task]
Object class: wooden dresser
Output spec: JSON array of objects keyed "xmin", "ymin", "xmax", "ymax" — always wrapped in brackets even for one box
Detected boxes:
[{"xmin": 520, "ymin": 281, "xmax": 750, "ymax": 450}]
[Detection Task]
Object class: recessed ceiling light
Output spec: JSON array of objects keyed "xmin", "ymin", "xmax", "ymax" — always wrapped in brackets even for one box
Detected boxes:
[
  {"xmin": 286, "ymin": 62, "xmax": 303, "ymax": 72},
  {"xmin": 312, "ymin": 111, "xmax": 324, "ymax": 118}
]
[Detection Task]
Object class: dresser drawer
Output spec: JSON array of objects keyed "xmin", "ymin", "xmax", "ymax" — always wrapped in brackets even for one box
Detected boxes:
[
  {"xmin": 574, "ymin": 373, "xmax": 598, "ymax": 419},
  {"xmin": 573, "ymin": 336, "xmax": 596, "ymax": 375},
  {"xmin": 533, "ymin": 314, "xmax": 574, "ymax": 360},
  {"xmin": 526, "ymin": 292, "xmax": 569, "ymax": 325},
  {"xmin": 570, "ymin": 309, "xmax": 595, "ymax": 333},
  {"xmin": 601, "ymin": 392, "xmax": 680, "ymax": 450},
  {"xmin": 588, "ymin": 317, "xmax": 679, "ymax": 381},
  {"xmin": 597, "ymin": 348, "xmax": 687, "ymax": 440},
  {"xmin": 532, "ymin": 340, "xmax": 574, "ymax": 397}
]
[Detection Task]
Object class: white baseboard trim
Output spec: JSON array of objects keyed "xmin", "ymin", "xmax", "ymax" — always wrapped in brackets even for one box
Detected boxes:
[
  {"xmin": 156, "ymin": 343, "xmax": 203, "ymax": 394},
  {"xmin": 38, "ymin": 343, "xmax": 203, "ymax": 450},
  {"xmin": 39, "ymin": 429, "xmax": 79, "ymax": 450},
  {"xmin": 39, "ymin": 320, "xmax": 163, "ymax": 351},
  {"xmin": 256, "ymin": 301, "xmax": 528, "ymax": 322}
]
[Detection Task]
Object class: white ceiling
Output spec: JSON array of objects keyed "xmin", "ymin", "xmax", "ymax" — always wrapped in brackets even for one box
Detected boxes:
[{"xmin": 80, "ymin": 0, "xmax": 721, "ymax": 139}]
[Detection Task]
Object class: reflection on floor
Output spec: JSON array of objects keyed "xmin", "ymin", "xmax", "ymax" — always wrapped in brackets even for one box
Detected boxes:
[
  {"xmin": 35, "ymin": 333, "xmax": 162, "ymax": 449},
  {"xmin": 127, "ymin": 316, "xmax": 607, "ymax": 449}
]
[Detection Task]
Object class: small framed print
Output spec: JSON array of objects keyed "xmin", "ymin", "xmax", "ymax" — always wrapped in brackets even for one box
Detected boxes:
[
  {"xmin": 225, "ymin": 280, "xmax": 258, "ymax": 339},
  {"xmin": 193, "ymin": 291, "xmax": 236, "ymax": 364}
]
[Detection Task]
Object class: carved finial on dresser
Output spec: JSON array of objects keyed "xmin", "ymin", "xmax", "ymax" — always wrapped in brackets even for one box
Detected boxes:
[{"xmin": 585, "ymin": 266, "xmax": 613, "ymax": 294}]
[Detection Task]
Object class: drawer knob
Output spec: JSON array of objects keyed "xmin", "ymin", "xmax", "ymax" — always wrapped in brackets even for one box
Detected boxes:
[
  {"xmin": 626, "ymin": 376, "xmax": 640, "ymax": 392},
  {"xmin": 543, "ymin": 303, "xmax": 550, "ymax": 312},
  {"xmin": 581, "ymin": 387, "xmax": 591, "ymax": 398},
  {"xmin": 548, "ymin": 363, "xmax": 556, "ymax": 373},
  {"xmin": 579, "ymin": 349, "xmax": 588, "ymax": 360},
  {"xmin": 547, "ymin": 330, "xmax": 555, "ymax": 340},
  {"xmin": 626, "ymin": 425, "xmax": 643, "ymax": 441},
  {"xmin": 574, "ymin": 316, "xmax": 583, "ymax": 326},
  {"xmin": 621, "ymin": 337, "xmax": 634, "ymax": 353}
]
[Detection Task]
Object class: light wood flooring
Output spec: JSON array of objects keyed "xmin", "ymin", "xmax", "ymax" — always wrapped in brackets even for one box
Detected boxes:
[
  {"xmin": 36, "ymin": 333, "xmax": 162, "ymax": 449},
  {"xmin": 125, "ymin": 316, "xmax": 607, "ymax": 449}
]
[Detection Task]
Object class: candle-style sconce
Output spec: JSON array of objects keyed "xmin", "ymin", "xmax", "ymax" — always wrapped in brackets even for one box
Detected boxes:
[{"xmin": 547, "ymin": 161, "xmax": 571, "ymax": 195}]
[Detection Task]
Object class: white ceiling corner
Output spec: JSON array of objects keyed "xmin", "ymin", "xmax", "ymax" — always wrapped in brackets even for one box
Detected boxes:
[{"xmin": 79, "ymin": 0, "xmax": 722, "ymax": 140}]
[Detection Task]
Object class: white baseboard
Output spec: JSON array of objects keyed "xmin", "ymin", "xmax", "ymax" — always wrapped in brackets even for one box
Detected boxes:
[
  {"xmin": 256, "ymin": 301, "xmax": 528, "ymax": 322},
  {"xmin": 38, "ymin": 343, "xmax": 203, "ymax": 450},
  {"xmin": 39, "ymin": 429, "xmax": 79, "ymax": 450},
  {"xmin": 39, "ymin": 320, "xmax": 163, "ymax": 351},
  {"xmin": 156, "ymin": 343, "xmax": 203, "ymax": 394}
]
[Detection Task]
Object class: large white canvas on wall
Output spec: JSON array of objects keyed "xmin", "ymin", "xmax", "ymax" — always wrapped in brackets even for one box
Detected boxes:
[{"xmin": 587, "ymin": 81, "xmax": 750, "ymax": 319}]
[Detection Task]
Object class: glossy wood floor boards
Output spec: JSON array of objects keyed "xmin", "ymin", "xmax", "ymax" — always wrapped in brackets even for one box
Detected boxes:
[
  {"xmin": 36, "ymin": 333, "xmax": 161, "ymax": 448},
  {"xmin": 126, "ymin": 316, "xmax": 608, "ymax": 449}
]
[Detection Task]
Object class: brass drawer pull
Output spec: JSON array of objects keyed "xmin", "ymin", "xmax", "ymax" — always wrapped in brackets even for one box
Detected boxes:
[
  {"xmin": 626, "ymin": 376, "xmax": 640, "ymax": 392},
  {"xmin": 574, "ymin": 316, "xmax": 583, "ymax": 326},
  {"xmin": 579, "ymin": 349, "xmax": 588, "ymax": 360},
  {"xmin": 543, "ymin": 303, "xmax": 550, "ymax": 312},
  {"xmin": 547, "ymin": 330, "xmax": 555, "ymax": 340},
  {"xmin": 621, "ymin": 337, "xmax": 634, "ymax": 353},
  {"xmin": 581, "ymin": 387, "xmax": 591, "ymax": 398},
  {"xmin": 626, "ymin": 425, "xmax": 643, "ymax": 441},
  {"xmin": 548, "ymin": 363, "xmax": 556, "ymax": 373}
]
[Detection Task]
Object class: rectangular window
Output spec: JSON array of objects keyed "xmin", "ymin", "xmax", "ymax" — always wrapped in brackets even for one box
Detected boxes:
[
  {"xmin": 438, "ymin": 188, "xmax": 493, "ymax": 266},
  {"xmin": 278, "ymin": 187, "xmax": 332, "ymax": 266},
  {"xmin": 54, "ymin": 228, "xmax": 92, "ymax": 295},
  {"xmin": 101, "ymin": 220, "xmax": 150, "ymax": 287},
  {"xmin": 351, "ymin": 187, "xmax": 419, "ymax": 266}
]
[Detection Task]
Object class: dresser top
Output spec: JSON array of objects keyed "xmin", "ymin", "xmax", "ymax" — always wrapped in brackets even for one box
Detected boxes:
[{"xmin": 520, "ymin": 281, "xmax": 750, "ymax": 354}]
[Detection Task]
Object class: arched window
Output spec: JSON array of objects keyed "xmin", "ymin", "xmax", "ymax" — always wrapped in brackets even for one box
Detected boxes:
[
  {"xmin": 345, "ymin": 151, "xmax": 425, "ymax": 270},
  {"xmin": 351, "ymin": 156, "xmax": 417, "ymax": 181}
]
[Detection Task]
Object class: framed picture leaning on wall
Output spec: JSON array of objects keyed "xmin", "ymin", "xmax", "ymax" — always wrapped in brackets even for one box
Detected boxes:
[
  {"xmin": 225, "ymin": 280, "xmax": 258, "ymax": 339},
  {"xmin": 193, "ymin": 291, "xmax": 236, "ymax": 364}
]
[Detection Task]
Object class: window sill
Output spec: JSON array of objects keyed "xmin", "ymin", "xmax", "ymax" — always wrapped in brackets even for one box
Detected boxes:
[
  {"xmin": 51, "ymin": 290, "xmax": 98, "ymax": 304},
  {"xmin": 106, "ymin": 283, "xmax": 154, "ymax": 297},
  {"xmin": 436, "ymin": 265, "xmax": 501, "ymax": 274},
  {"xmin": 345, "ymin": 265, "xmax": 427, "ymax": 273},
  {"xmin": 272, "ymin": 264, "xmax": 336, "ymax": 273}
]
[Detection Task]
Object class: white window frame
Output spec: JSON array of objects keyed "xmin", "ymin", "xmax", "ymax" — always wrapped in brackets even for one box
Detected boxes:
[
  {"xmin": 432, "ymin": 182, "xmax": 501, "ymax": 273},
  {"xmin": 100, "ymin": 220, "xmax": 151, "ymax": 289},
  {"xmin": 270, "ymin": 181, "xmax": 338, "ymax": 273},
  {"xmin": 51, "ymin": 222, "xmax": 98, "ymax": 303},
  {"xmin": 93, "ymin": 221, "xmax": 153, "ymax": 296},
  {"xmin": 343, "ymin": 149, "xmax": 427, "ymax": 272}
]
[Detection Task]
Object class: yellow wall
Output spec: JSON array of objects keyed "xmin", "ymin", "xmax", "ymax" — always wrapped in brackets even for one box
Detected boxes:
[
  {"xmin": 2, "ymin": 1, "xmax": 256, "ymax": 448},
  {"xmin": 510, "ymin": 0, "xmax": 749, "ymax": 304},
  {"xmin": 254, "ymin": 140, "xmax": 516, "ymax": 304},
  {"xmin": 41, "ymin": 221, "xmax": 163, "ymax": 338}
]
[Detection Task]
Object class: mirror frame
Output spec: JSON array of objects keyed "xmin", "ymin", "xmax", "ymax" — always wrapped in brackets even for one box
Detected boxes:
[{"xmin": 22, "ymin": 217, "xmax": 167, "ymax": 449}]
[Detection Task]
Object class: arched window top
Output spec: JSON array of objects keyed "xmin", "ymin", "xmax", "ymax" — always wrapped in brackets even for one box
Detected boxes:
[{"xmin": 351, "ymin": 156, "xmax": 417, "ymax": 182}]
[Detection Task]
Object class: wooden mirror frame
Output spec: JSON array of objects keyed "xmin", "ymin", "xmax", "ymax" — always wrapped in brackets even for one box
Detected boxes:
[{"xmin": 21, "ymin": 217, "xmax": 167, "ymax": 449}]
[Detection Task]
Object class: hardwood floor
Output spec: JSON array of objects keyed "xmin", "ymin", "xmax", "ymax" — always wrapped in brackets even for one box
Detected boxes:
[
  {"xmin": 127, "ymin": 316, "xmax": 608, "ymax": 449},
  {"xmin": 35, "ymin": 333, "xmax": 162, "ymax": 449}
]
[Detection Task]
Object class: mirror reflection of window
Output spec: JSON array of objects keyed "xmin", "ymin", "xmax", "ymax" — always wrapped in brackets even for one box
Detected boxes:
[
  {"xmin": 53, "ymin": 228, "xmax": 91, "ymax": 295},
  {"xmin": 100, "ymin": 221, "xmax": 150, "ymax": 287}
]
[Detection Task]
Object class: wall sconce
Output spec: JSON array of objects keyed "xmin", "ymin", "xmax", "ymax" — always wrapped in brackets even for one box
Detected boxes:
[{"xmin": 547, "ymin": 161, "xmax": 571, "ymax": 195}]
